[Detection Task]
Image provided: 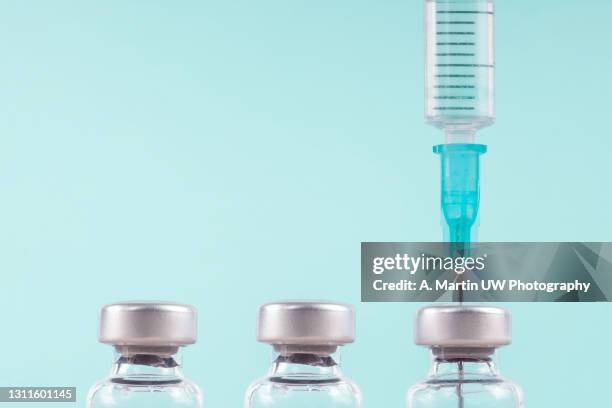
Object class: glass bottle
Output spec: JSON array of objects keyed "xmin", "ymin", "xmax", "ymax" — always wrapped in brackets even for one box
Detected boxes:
[
  {"xmin": 87, "ymin": 302, "xmax": 203, "ymax": 408},
  {"xmin": 245, "ymin": 301, "xmax": 362, "ymax": 408},
  {"xmin": 407, "ymin": 305, "xmax": 523, "ymax": 408}
]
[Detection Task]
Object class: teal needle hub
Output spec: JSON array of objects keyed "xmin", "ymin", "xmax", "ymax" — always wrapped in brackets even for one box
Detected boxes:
[{"xmin": 433, "ymin": 143, "xmax": 487, "ymax": 245}]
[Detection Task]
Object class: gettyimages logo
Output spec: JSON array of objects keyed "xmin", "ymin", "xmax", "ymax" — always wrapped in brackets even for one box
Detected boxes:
[
  {"xmin": 362, "ymin": 242, "xmax": 610, "ymax": 302},
  {"xmin": 372, "ymin": 253, "xmax": 487, "ymax": 275}
]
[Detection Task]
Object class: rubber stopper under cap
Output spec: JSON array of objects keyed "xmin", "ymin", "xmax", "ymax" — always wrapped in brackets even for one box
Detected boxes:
[
  {"xmin": 415, "ymin": 305, "xmax": 511, "ymax": 348},
  {"xmin": 257, "ymin": 301, "xmax": 355, "ymax": 345},
  {"xmin": 99, "ymin": 301, "xmax": 197, "ymax": 346}
]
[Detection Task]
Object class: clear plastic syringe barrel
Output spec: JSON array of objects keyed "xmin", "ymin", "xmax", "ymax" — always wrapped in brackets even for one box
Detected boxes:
[{"xmin": 425, "ymin": 0, "xmax": 494, "ymax": 142}]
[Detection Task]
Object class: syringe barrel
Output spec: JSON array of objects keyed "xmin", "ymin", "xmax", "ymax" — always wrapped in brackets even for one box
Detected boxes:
[{"xmin": 425, "ymin": 0, "xmax": 495, "ymax": 138}]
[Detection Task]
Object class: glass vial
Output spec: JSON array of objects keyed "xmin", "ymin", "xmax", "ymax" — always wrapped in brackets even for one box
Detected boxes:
[
  {"xmin": 245, "ymin": 301, "xmax": 362, "ymax": 408},
  {"xmin": 87, "ymin": 302, "xmax": 204, "ymax": 408},
  {"xmin": 407, "ymin": 306, "xmax": 523, "ymax": 408}
]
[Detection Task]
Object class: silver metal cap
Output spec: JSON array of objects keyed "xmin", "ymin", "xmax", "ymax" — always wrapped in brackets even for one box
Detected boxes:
[
  {"xmin": 99, "ymin": 301, "xmax": 197, "ymax": 347},
  {"xmin": 257, "ymin": 301, "xmax": 355, "ymax": 346},
  {"xmin": 414, "ymin": 305, "xmax": 511, "ymax": 348}
]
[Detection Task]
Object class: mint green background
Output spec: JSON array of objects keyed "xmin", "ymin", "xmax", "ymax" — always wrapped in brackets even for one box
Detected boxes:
[{"xmin": 0, "ymin": 1, "xmax": 610, "ymax": 407}]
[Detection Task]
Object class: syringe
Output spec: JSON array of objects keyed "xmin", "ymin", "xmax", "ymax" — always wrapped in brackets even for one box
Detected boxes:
[
  {"xmin": 424, "ymin": 1, "xmax": 496, "ymax": 405},
  {"xmin": 425, "ymin": 0, "xmax": 494, "ymax": 246}
]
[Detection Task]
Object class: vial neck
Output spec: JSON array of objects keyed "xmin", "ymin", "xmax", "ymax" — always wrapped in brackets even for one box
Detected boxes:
[
  {"xmin": 268, "ymin": 346, "xmax": 343, "ymax": 381},
  {"xmin": 429, "ymin": 349, "xmax": 500, "ymax": 378},
  {"xmin": 110, "ymin": 348, "xmax": 185, "ymax": 383}
]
